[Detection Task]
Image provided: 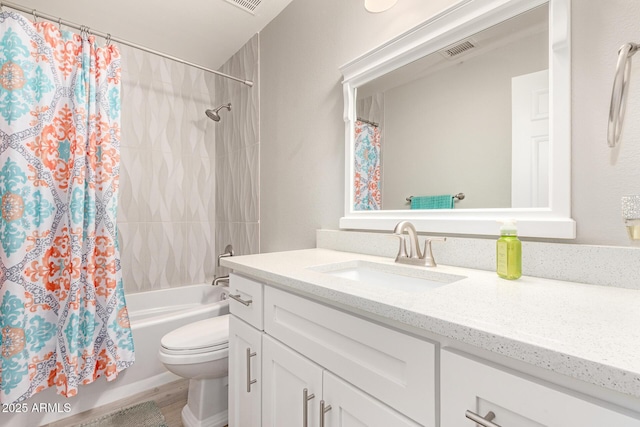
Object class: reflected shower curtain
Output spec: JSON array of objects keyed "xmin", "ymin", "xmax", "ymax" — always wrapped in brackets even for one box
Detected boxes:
[
  {"xmin": 0, "ymin": 12, "xmax": 134, "ymax": 403},
  {"xmin": 354, "ymin": 120, "xmax": 381, "ymax": 210}
]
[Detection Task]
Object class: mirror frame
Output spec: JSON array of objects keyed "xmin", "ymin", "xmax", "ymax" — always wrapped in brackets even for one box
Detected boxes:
[{"xmin": 339, "ymin": 0, "xmax": 574, "ymax": 239}]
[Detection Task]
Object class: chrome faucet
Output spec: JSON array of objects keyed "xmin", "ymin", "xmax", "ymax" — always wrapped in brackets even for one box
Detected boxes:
[
  {"xmin": 393, "ymin": 221, "xmax": 446, "ymax": 267},
  {"xmin": 212, "ymin": 276, "xmax": 229, "ymax": 286},
  {"xmin": 217, "ymin": 244, "xmax": 234, "ymax": 266},
  {"xmin": 212, "ymin": 244, "xmax": 234, "ymax": 286}
]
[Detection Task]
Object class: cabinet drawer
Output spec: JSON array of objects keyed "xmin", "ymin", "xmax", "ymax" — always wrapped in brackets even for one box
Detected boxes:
[
  {"xmin": 441, "ymin": 349, "xmax": 640, "ymax": 427},
  {"xmin": 229, "ymin": 273, "xmax": 263, "ymax": 330},
  {"xmin": 264, "ymin": 286, "xmax": 436, "ymax": 427}
]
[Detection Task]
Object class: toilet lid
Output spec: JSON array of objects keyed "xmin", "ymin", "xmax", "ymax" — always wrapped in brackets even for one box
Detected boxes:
[{"xmin": 161, "ymin": 314, "xmax": 229, "ymax": 353}]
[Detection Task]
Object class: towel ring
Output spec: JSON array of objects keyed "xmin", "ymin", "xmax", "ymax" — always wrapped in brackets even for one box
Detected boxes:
[{"xmin": 608, "ymin": 42, "xmax": 640, "ymax": 148}]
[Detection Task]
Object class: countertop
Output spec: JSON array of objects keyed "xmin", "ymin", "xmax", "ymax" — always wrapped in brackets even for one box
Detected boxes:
[{"xmin": 220, "ymin": 248, "xmax": 640, "ymax": 399}]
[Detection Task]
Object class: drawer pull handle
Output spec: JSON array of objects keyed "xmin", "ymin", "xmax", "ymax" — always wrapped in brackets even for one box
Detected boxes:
[
  {"xmin": 246, "ymin": 347, "xmax": 257, "ymax": 392},
  {"xmin": 465, "ymin": 410, "xmax": 502, "ymax": 427},
  {"xmin": 230, "ymin": 293, "xmax": 253, "ymax": 306},
  {"xmin": 303, "ymin": 388, "xmax": 315, "ymax": 427},
  {"xmin": 319, "ymin": 400, "xmax": 332, "ymax": 427}
]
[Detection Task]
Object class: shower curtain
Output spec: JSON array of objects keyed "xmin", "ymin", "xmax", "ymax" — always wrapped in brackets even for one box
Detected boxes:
[
  {"xmin": 0, "ymin": 11, "xmax": 134, "ymax": 403},
  {"xmin": 354, "ymin": 120, "xmax": 381, "ymax": 210}
]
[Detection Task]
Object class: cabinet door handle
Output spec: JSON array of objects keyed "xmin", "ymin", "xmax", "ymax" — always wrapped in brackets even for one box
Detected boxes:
[
  {"xmin": 230, "ymin": 293, "xmax": 253, "ymax": 306},
  {"xmin": 319, "ymin": 400, "xmax": 332, "ymax": 427},
  {"xmin": 303, "ymin": 388, "xmax": 315, "ymax": 427},
  {"xmin": 465, "ymin": 410, "xmax": 502, "ymax": 427},
  {"xmin": 246, "ymin": 347, "xmax": 257, "ymax": 392}
]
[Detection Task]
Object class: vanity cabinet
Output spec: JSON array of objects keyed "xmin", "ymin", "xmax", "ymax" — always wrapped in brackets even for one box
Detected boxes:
[
  {"xmin": 441, "ymin": 349, "xmax": 640, "ymax": 427},
  {"xmin": 229, "ymin": 273, "xmax": 435, "ymax": 427},
  {"xmin": 228, "ymin": 273, "xmax": 640, "ymax": 427}
]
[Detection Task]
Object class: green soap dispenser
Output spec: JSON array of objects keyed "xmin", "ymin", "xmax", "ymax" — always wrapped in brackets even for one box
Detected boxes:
[{"xmin": 496, "ymin": 219, "xmax": 521, "ymax": 280}]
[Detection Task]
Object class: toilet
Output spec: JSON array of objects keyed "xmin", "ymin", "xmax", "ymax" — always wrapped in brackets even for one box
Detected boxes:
[{"xmin": 158, "ymin": 315, "xmax": 230, "ymax": 427}]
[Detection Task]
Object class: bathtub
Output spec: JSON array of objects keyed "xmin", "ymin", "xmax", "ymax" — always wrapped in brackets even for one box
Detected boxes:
[{"xmin": 8, "ymin": 284, "xmax": 229, "ymax": 427}]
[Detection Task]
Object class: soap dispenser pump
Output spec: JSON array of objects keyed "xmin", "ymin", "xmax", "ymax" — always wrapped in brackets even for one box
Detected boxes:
[{"xmin": 496, "ymin": 219, "xmax": 522, "ymax": 280}]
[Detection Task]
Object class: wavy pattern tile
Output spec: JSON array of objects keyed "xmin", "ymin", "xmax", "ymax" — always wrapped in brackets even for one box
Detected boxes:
[
  {"xmin": 215, "ymin": 222, "xmax": 260, "ymax": 278},
  {"xmin": 116, "ymin": 35, "xmax": 259, "ymax": 294},
  {"xmin": 215, "ymin": 35, "xmax": 260, "ymax": 158},
  {"xmin": 215, "ymin": 34, "xmax": 261, "ymax": 277},
  {"xmin": 117, "ymin": 43, "xmax": 218, "ymax": 294}
]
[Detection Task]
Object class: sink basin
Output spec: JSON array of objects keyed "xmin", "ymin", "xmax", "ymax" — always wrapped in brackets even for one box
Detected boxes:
[{"xmin": 311, "ymin": 260, "xmax": 465, "ymax": 293}]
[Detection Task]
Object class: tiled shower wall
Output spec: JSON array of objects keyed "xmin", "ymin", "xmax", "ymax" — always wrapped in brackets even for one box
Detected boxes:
[
  {"xmin": 215, "ymin": 35, "xmax": 260, "ymax": 276},
  {"xmin": 117, "ymin": 44, "xmax": 218, "ymax": 294}
]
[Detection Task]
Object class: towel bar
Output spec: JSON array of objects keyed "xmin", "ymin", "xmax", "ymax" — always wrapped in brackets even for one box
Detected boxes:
[{"xmin": 406, "ymin": 193, "xmax": 465, "ymax": 203}]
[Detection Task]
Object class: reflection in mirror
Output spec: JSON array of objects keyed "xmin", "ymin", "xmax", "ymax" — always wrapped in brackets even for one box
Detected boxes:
[{"xmin": 354, "ymin": 5, "xmax": 549, "ymax": 211}]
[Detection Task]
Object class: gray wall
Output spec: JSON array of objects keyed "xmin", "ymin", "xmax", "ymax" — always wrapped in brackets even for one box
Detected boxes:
[
  {"xmin": 260, "ymin": 0, "xmax": 461, "ymax": 252},
  {"xmin": 572, "ymin": 0, "xmax": 640, "ymax": 245},
  {"xmin": 260, "ymin": 0, "xmax": 640, "ymax": 248}
]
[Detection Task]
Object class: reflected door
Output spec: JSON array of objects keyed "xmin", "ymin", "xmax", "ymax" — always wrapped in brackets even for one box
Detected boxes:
[{"xmin": 511, "ymin": 69, "xmax": 549, "ymax": 208}]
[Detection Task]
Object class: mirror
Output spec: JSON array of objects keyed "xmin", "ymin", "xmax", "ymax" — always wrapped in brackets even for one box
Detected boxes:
[
  {"xmin": 356, "ymin": 6, "xmax": 548, "ymax": 210},
  {"xmin": 340, "ymin": 0, "xmax": 574, "ymax": 238}
]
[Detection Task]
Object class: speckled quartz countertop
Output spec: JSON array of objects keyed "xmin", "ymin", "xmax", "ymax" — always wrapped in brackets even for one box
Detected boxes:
[{"xmin": 220, "ymin": 248, "xmax": 640, "ymax": 399}]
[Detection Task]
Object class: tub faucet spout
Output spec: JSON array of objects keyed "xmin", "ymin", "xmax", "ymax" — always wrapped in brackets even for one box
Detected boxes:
[{"xmin": 212, "ymin": 275, "xmax": 229, "ymax": 286}]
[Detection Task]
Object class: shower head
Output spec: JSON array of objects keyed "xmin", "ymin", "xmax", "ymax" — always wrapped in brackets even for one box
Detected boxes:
[{"xmin": 205, "ymin": 103, "xmax": 232, "ymax": 121}]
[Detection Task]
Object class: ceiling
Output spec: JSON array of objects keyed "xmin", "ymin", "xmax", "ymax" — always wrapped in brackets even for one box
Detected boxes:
[{"xmin": 6, "ymin": 0, "xmax": 294, "ymax": 70}]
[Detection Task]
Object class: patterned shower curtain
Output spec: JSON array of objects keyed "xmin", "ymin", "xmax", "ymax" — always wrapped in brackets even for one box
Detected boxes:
[
  {"xmin": 354, "ymin": 120, "xmax": 381, "ymax": 210},
  {"xmin": 0, "ymin": 12, "xmax": 134, "ymax": 403}
]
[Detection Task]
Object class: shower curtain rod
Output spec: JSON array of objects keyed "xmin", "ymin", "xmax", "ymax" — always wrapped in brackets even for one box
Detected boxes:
[{"xmin": 0, "ymin": 1, "xmax": 254, "ymax": 87}]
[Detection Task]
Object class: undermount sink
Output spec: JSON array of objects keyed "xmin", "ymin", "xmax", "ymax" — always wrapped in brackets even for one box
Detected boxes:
[{"xmin": 310, "ymin": 260, "xmax": 465, "ymax": 293}]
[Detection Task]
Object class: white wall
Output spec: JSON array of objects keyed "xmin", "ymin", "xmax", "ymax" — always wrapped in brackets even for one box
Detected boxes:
[{"xmin": 260, "ymin": 0, "xmax": 640, "ymax": 248}]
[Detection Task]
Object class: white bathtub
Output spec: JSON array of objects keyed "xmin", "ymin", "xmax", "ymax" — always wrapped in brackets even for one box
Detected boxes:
[{"xmin": 8, "ymin": 284, "xmax": 229, "ymax": 427}]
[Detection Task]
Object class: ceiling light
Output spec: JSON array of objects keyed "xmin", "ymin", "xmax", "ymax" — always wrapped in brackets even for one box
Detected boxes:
[{"xmin": 364, "ymin": 0, "xmax": 399, "ymax": 13}]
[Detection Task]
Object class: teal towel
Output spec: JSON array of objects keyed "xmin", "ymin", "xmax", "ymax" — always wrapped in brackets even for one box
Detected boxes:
[{"xmin": 410, "ymin": 195, "xmax": 454, "ymax": 209}]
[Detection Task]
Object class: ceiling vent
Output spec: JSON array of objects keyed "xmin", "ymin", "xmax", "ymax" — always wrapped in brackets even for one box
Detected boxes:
[
  {"xmin": 225, "ymin": 0, "xmax": 262, "ymax": 15},
  {"xmin": 439, "ymin": 39, "xmax": 476, "ymax": 59}
]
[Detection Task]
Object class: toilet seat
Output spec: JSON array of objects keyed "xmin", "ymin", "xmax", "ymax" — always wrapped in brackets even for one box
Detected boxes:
[
  {"xmin": 157, "ymin": 315, "xmax": 230, "ymax": 426},
  {"xmin": 160, "ymin": 315, "xmax": 229, "ymax": 355},
  {"xmin": 160, "ymin": 342, "xmax": 228, "ymax": 355}
]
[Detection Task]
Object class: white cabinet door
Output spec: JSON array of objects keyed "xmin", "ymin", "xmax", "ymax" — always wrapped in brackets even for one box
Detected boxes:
[
  {"xmin": 229, "ymin": 315, "xmax": 263, "ymax": 427},
  {"xmin": 441, "ymin": 349, "xmax": 640, "ymax": 427},
  {"xmin": 322, "ymin": 372, "xmax": 422, "ymax": 427},
  {"xmin": 262, "ymin": 335, "xmax": 323, "ymax": 427}
]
